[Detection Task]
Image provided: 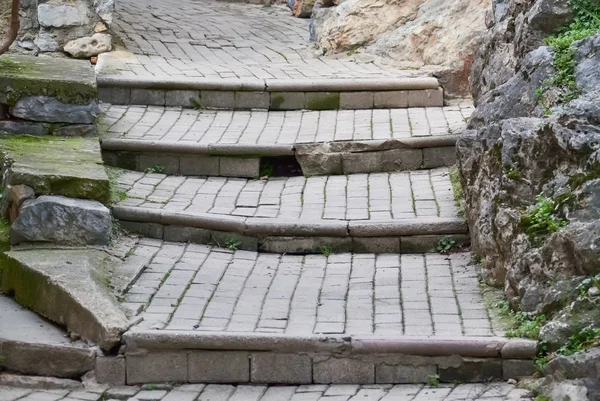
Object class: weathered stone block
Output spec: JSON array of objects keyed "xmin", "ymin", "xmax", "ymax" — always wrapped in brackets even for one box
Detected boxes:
[
  {"xmin": 374, "ymin": 91, "xmax": 409, "ymax": 108},
  {"xmin": 138, "ymin": 154, "xmax": 180, "ymax": 175},
  {"xmin": 4, "ymin": 184, "xmax": 35, "ymax": 223},
  {"xmin": 130, "ymin": 89, "xmax": 165, "ymax": 106},
  {"xmin": 188, "ymin": 351, "xmax": 249, "ymax": 383},
  {"xmin": 251, "ymin": 353, "xmax": 312, "ymax": 384},
  {"xmin": 201, "ymin": 91, "xmax": 235, "ymax": 109},
  {"xmin": 179, "ymin": 155, "xmax": 219, "ymax": 176},
  {"xmin": 11, "ymin": 196, "xmax": 111, "ymax": 246},
  {"xmin": 0, "ymin": 55, "xmax": 97, "ymax": 106},
  {"xmin": 127, "ymin": 352, "xmax": 188, "ymax": 384},
  {"xmin": 423, "ymin": 147, "xmax": 456, "ymax": 168},
  {"xmin": 270, "ymin": 92, "xmax": 305, "ymax": 110},
  {"xmin": 340, "ymin": 92, "xmax": 374, "ymax": 109},
  {"xmin": 235, "ymin": 92, "xmax": 269, "ymax": 109},
  {"xmin": 503, "ymin": 359, "xmax": 535, "ymax": 380},
  {"xmin": 166, "ymin": 90, "xmax": 200, "ymax": 108},
  {"xmin": 305, "ymin": 92, "xmax": 340, "ymax": 110},
  {"xmin": 439, "ymin": 358, "xmax": 502, "ymax": 382},
  {"xmin": 10, "ymin": 96, "xmax": 100, "ymax": 124},
  {"xmin": 119, "ymin": 221, "xmax": 164, "ymax": 239},
  {"xmin": 163, "ymin": 226, "xmax": 211, "ymax": 244},
  {"xmin": 219, "ymin": 157, "xmax": 260, "ymax": 177},
  {"xmin": 352, "ymin": 237, "xmax": 400, "ymax": 253},
  {"xmin": 38, "ymin": 1, "xmax": 90, "ymax": 28},
  {"xmin": 313, "ymin": 358, "xmax": 375, "ymax": 384},
  {"xmin": 95, "ymin": 357, "xmax": 126, "ymax": 385},
  {"xmin": 0, "ymin": 120, "xmax": 49, "ymax": 136},
  {"xmin": 407, "ymin": 88, "xmax": 444, "ymax": 107},
  {"xmin": 376, "ymin": 364, "xmax": 437, "ymax": 384}
]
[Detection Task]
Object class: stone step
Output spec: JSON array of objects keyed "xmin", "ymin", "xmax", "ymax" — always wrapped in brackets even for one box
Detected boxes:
[
  {"xmin": 89, "ymin": 239, "xmax": 536, "ymax": 386},
  {"xmin": 97, "ymin": 75, "xmax": 444, "ymax": 110},
  {"xmin": 112, "ymin": 168, "xmax": 468, "ymax": 254},
  {"xmin": 100, "ymin": 105, "xmax": 472, "ymax": 176},
  {"xmin": 0, "ymin": 294, "xmax": 95, "ymax": 378},
  {"xmin": 102, "ymin": 332, "xmax": 536, "ymax": 385}
]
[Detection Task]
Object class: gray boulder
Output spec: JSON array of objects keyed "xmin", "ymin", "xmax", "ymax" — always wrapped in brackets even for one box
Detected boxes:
[
  {"xmin": 11, "ymin": 196, "xmax": 111, "ymax": 246},
  {"xmin": 64, "ymin": 33, "xmax": 112, "ymax": 58},
  {"xmin": 9, "ymin": 96, "xmax": 101, "ymax": 124}
]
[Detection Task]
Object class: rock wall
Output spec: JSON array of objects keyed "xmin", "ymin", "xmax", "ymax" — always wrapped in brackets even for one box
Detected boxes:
[
  {"xmin": 311, "ymin": 0, "xmax": 490, "ymax": 96},
  {"xmin": 457, "ymin": 0, "xmax": 600, "ymax": 382},
  {"xmin": 14, "ymin": 0, "xmax": 114, "ymax": 54}
]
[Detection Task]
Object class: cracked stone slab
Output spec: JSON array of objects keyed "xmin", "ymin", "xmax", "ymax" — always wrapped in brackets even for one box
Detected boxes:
[{"xmin": 0, "ymin": 248, "xmax": 130, "ymax": 351}]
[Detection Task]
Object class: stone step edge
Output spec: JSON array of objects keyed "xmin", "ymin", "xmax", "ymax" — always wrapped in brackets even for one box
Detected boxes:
[
  {"xmin": 124, "ymin": 331, "xmax": 536, "ymax": 359},
  {"xmin": 100, "ymin": 136, "xmax": 457, "ymax": 157},
  {"xmin": 0, "ymin": 337, "xmax": 96, "ymax": 379},
  {"xmin": 97, "ymin": 76, "xmax": 440, "ymax": 92},
  {"xmin": 112, "ymin": 206, "xmax": 468, "ymax": 238}
]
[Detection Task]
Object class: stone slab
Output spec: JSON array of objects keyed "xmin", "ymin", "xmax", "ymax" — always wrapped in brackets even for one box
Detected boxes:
[{"xmin": 0, "ymin": 55, "xmax": 97, "ymax": 106}]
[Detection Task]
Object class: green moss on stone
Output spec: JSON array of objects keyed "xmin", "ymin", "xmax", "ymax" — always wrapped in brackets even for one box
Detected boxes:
[
  {"xmin": 305, "ymin": 93, "xmax": 340, "ymax": 110},
  {"xmin": 270, "ymin": 95, "xmax": 285, "ymax": 109},
  {"xmin": 0, "ymin": 55, "xmax": 97, "ymax": 106},
  {"xmin": 0, "ymin": 136, "xmax": 110, "ymax": 204}
]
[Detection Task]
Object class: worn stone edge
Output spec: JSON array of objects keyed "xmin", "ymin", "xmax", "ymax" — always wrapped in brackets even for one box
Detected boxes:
[
  {"xmin": 112, "ymin": 206, "xmax": 468, "ymax": 237},
  {"xmin": 97, "ymin": 76, "xmax": 440, "ymax": 92},
  {"xmin": 123, "ymin": 331, "xmax": 536, "ymax": 358}
]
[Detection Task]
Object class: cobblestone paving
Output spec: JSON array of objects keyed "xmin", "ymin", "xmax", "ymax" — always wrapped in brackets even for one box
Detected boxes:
[
  {"xmin": 116, "ymin": 168, "xmax": 458, "ymax": 221},
  {"xmin": 0, "ymin": 382, "xmax": 534, "ymax": 401},
  {"xmin": 120, "ymin": 238, "xmax": 504, "ymax": 336},
  {"xmin": 99, "ymin": 0, "xmax": 428, "ymax": 80},
  {"xmin": 101, "ymin": 105, "xmax": 474, "ymax": 144}
]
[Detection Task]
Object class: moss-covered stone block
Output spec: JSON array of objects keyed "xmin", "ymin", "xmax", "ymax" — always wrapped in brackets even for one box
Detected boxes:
[
  {"xmin": 0, "ymin": 55, "xmax": 97, "ymax": 106},
  {"xmin": 0, "ymin": 136, "xmax": 110, "ymax": 204},
  {"xmin": 305, "ymin": 92, "xmax": 340, "ymax": 110}
]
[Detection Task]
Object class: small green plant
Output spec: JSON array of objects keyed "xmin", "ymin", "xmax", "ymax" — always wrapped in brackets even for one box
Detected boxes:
[
  {"xmin": 577, "ymin": 273, "xmax": 600, "ymax": 295},
  {"xmin": 225, "ymin": 237, "xmax": 242, "ymax": 251},
  {"xmin": 541, "ymin": 0, "xmax": 600, "ymax": 103},
  {"xmin": 535, "ymin": 396, "xmax": 551, "ymax": 401},
  {"xmin": 145, "ymin": 165, "xmax": 165, "ymax": 174},
  {"xmin": 505, "ymin": 167, "xmax": 522, "ymax": 181},
  {"xmin": 507, "ymin": 313, "xmax": 547, "ymax": 340},
  {"xmin": 189, "ymin": 97, "xmax": 202, "ymax": 110},
  {"xmin": 437, "ymin": 237, "xmax": 456, "ymax": 254},
  {"xmin": 123, "ymin": 131, "xmax": 129, "ymax": 136},
  {"xmin": 427, "ymin": 374, "xmax": 440, "ymax": 387},
  {"xmin": 557, "ymin": 326, "xmax": 600, "ymax": 356},
  {"xmin": 448, "ymin": 167, "xmax": 465, "ymax": 218},
  {"xmin": 260, "ymin": 161, "xmax": 274, "ymax": 178},
  {"xmin": 322, "ymin": 47, "xmax": 328, "ymax": 56},
  {"xmin": 520, "ymin": 194, "xmax": 569, "ymax": 241},
  {"xmin": 320, "ymin": 245, "xmax": 331, "ymax": 257}
]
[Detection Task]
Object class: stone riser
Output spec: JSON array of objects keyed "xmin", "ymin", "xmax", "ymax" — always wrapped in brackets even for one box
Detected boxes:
[
  {"xmin": 95, "ymin": 335, "xmax": 537, "ymax": 385},
  {"xmin": 118, "ymin": 220, "xmax": 469, "ymax": 254},
  {"xmin": 101, "ymin": 146, "xmax": 456, "ymax": 178},
  {"xmin": 98, "ymin": 87, "xmax": 444, "ymax": 110}
]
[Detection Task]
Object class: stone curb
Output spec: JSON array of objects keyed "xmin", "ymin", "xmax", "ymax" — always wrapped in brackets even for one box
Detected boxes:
[
  {"xmin": 111, "ymin": 206, "xmax": 468, "ymax": 238},
  {"xmin": 98, "ymin": 76, "xmax": 440, "ymax": 92},
  {"xmin": 0, "ymin": 338, "xmax": 96, "ymax": 378},
  {"xmin": 100, "ymin": 136, "xmax": 456, "ymax": 156},
  {"xmin": 100, "ymin": 138, "xmax": 295, "ymax": 157},
  {"xmin": 123, "ymin": 331, "xmax": 537, "ymax": 359}
]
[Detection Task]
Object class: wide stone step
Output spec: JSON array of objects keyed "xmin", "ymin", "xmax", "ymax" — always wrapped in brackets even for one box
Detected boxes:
[
  {"xmin": 112, "ymin": 168, "xmax": 468, "ymax": 253},
  {"xmin": 0, "ymin": 295, "xmax": 95, "ymax": 378},
  {"xmin": 100, "ymin": 105, "xmax": 472, "ymax": 176},
  {"xmin": 93, "ymin": 239, "xmax": 536, "ymax": 385}
]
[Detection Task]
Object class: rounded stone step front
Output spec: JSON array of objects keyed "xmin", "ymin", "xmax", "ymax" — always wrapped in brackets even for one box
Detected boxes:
[
  {"xmin": 112, "ymin": 168, "xmax": 468, "ymax": 253},
  {"xmin": 100, "ymin": 104, "xmax": 472, "ymax": 176}
]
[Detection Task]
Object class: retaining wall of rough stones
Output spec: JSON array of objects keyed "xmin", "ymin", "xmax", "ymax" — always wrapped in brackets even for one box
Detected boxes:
[{"xmin": 14, "ymin": 0, "xmax": 114, "ymax": 54}]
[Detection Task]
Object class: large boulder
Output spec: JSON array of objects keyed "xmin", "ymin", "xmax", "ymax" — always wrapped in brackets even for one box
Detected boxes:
[
  {"xmin": 311, "ymin": 0, "xmax": 489, "ymax": 96},
  {"xmin": 10, "ymin": 196, "xmax": 111, "ymax": 246}
]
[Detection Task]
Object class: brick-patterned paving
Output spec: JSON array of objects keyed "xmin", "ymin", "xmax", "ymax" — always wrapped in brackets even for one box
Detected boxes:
[
  {"xmin": 115, "ymin": 168, "xmax": 458, "ymax": 221},
  {"xmin": 98, "ymin": 0, "xmax": 431, "ymax": 81},
  {"xmin": 101, "ymin": 105, "xmax": 473, "ymax": 144},
  {"xmin": 119, "ymin": 238, "xmax": 504, "ymax": 336},
  {"xmin": 0, "ymin": 382, "xmax": 533, "ymax": 401}
]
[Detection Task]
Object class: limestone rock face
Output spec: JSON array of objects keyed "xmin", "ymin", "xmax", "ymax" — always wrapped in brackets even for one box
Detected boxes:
[
  {"xmin": 11, "ymin": 195, "xmax": 111, "ymax": 246},
  {"xmin": 38, "ymin": 1, "xmax": 91, "ymax": 28},
  {"xmin": 64, "ymin": 33, "xmax": 112, "ymax": 58},
  {"xmin": 312, "ymin": 0, "xmax": 489, "ymax": 95}
]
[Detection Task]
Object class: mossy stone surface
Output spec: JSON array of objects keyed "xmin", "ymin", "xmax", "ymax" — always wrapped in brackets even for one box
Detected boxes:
[
  {"xmin": 0, "ymin": 55, "xmax": 97, "ymax": 106},
  {"xmin": 0, "ymin": 136, "xmax": 110, "ymax": 204}
]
